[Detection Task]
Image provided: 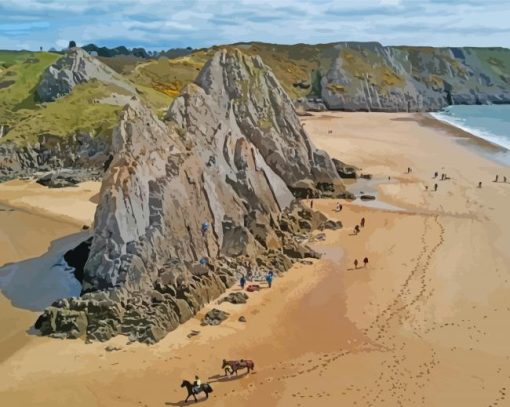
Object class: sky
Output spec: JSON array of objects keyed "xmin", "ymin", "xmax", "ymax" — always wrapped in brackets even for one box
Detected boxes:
[{"xmin": 1, "ymin": 0, "xmax": 509, "ymax": 51}]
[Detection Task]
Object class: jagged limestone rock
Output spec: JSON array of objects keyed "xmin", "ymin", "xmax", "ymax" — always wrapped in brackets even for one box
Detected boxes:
[
  {"xmin": 168, "ymin": 49, "xmax": 342, "ymax": 195},
  {"xmin": 35, "ymin": 49, "xmax": 344, "ymax": 343}
]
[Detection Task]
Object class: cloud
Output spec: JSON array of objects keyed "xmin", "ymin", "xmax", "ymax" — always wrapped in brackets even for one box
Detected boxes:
[{"xmin": 0, "ymin": 0, "xmax": 508, "ymax": 50}]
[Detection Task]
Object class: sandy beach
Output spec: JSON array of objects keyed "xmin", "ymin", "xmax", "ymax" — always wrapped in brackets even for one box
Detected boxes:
[
  {"xmin": 1, "ymin": 113, "xmax": 510, "ymax": 406},
  {"xmin": 0, "ymin": 180, "xmax": 101, "ymax": 364}
]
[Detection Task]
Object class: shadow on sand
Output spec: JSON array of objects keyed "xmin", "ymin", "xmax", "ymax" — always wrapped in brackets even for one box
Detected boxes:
[{"xmin": 0, "ymin": 231, "xmax": 89, "ymax": 311}]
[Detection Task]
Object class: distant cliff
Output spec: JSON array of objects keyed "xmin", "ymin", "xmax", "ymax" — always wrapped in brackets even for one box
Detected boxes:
[{"xmin": 125, "ymin": 42, "xmax": 510, "ymax": 112}]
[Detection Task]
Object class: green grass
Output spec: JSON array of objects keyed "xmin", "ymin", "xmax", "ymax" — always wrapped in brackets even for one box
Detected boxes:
[
  {"xmin": 0, "ymin": 51, "xmax": 60, "ymax": 125},
  {"xmin": 3, "ymin": 81, "xmax": 124, "ymax": 145}
]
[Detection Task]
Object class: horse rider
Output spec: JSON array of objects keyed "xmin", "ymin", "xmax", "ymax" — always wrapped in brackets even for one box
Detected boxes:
[{"xmin": 193, "ymin": 375, "xmax": 202, "ymax": 394}]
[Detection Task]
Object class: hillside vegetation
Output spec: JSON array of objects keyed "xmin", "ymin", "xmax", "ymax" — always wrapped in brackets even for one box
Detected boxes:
[{"xmin": 1, "ymin": 42, "xmax": 510, "ymax": 148}]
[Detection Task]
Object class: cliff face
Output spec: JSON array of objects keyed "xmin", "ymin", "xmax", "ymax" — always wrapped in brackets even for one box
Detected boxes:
[
  {"xmin": 292, "ymin": 43, "xmax": 510, "ymax": 111},
  {"xmin": 35, "ymin": 50, "xmax": 342, "ymax": 343},
  {"xmin": 318, "ymin": 44, "xmax": 510, "ymax": 112}
]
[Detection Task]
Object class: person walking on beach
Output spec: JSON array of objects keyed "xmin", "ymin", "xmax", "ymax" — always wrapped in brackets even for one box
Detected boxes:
[
  {"xmin": 266, "ymin": 271, "xmax": 273, "ymax": 288},
  {"xmin": 434, "ymin": 171, "xmax": 438, "ymax": 179},
  {"xmin": 494, "ymin": 175, "xmax": 499, "ymax": 182},
  {"xmin": 363, "ymin": 257, "xmax": 369, "ymax": 267},
  {"xmin": 354, "ymin": 259, "xmax": 359, "ymax": 269},
  {"xmin": 434, "ymin": 183, "xmax": 438, "ymax": 192},
  {"xmin": 240, "ymin": 275, "xmax": 246, "ymax": 289},
  {"xmin": 478, "ymin": 181, "xmax": 483, "ymax": 188},
  {"xmin": 336, "ymin": 202, "xmax": 342, "ymax": 212},
  {"xmin": 505, "ymin": 176, "xmax": 508, "ymax": 183},
  {"xmin": 354, "ymin": 225, "xmax": 360, "ymax": 235},
  {"xmin": 360, "ymin": 217, "xmax": 366, "ymax": 228},
  {"xmin": 310, "ymin": 199, "xmax": 314, "ymax": 210},
  {"xmin": 407, "ymin": 167, "xmax": 412, "ymax": 174}
]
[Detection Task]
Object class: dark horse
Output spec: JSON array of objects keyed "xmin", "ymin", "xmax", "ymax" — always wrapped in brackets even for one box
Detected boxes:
[
  {"xmin": 222, "ymin": 359, "xmax": 255, "ymax": 376},
  {"xmin": 181, "ymin": 380, "xmax": 213, "ymax": 403}
]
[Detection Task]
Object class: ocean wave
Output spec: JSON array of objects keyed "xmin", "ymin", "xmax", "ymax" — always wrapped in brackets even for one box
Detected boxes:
[{"xmin": 431, "ymin": 110, "xmax": 510, "ymax": 151}]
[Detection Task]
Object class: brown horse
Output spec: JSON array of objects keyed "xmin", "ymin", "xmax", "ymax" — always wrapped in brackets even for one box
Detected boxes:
[{"xmin": 222, "ymin": 359, "xmax": 255, "ymax": 376}]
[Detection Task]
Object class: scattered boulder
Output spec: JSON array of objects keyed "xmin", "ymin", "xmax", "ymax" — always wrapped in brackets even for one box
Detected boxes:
[
  {"xmin": 220, "ymin": 292, "xmax": 249, "ymax": 304},
  {"xmin": 319, "ymin": 219, "xmax": 342, "ymax": 231},
  {"xmin": 360, "ymin": 195, "xmax": 376, "ymax": 201},
  {"xmin": 201, "ymin": 309, "xmax": 230, "ymax": 326},
  {"xmin": 105, "ymin": 345, "xmax": 122, "ymax": 352},
  {"xmin": 187, "ymin": 330, "xmax": 200, "ymax": 338},
  {"xmin": 332, "ymin": 158, "xmax": 357, "ymax": 179},
  {"xmin": 238, "ymin": 316, "xmax": 247, "ymax": 323},
  {"xmin": 293, "ymin": 80, "xmax": 311, "ymax": 89}
]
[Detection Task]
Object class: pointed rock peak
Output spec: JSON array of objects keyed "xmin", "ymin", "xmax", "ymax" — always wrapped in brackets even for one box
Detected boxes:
[
  {"xmin": 36, "ymin": 47, "xmax": 135, "ymax": 102},
  {"xmin": 170, "ymin": 48, "xmax": 342, "ymax": 193}
]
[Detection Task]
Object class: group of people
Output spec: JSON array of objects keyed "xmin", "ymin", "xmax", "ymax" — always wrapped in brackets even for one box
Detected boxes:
[
  {"xmin": 354, "ymin": 257, "xmax": 369, "ymax": 269},
  {"xmin": 494, "ymin": 175, "xmax": 508, "ymax": 183},
  {"xmin": 239, "ymin": 266, "xmax": 274, "ymax": 289},
  {"xmin": 430, "ymin": 171, "xmax": 452, "ymax": 191},
  {"xmin": 353, "ymin": 217, "xmax": 366, "ymax": 235}
]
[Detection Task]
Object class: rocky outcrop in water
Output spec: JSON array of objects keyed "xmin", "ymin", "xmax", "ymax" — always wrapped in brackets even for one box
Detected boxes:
[
  {"xmin": 35, "ymin": 50, "xmax": 343, "ymax": 344},
  {"xmin": 36, "ymin": 48, "xmax": 135, "ymax": 102}
]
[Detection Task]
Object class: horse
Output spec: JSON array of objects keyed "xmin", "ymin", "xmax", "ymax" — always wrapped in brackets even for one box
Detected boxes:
[
  {"xmin": 181, "ymin": 380, "xmax": 213, "ymax": 403},
  {"xmin": 222, "ymin": 359, "xmax": 255, "ymax": 376}
]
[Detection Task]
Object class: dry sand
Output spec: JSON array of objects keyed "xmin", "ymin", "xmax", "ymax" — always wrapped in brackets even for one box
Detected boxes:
[{"xmin": 1, "ymin": 113, "xmax": 510, "ymax": 406}]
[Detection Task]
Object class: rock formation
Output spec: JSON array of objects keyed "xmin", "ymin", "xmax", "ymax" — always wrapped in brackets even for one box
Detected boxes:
[
  {"xmin": 0, "ymin": 133, "xmax": 110, "ymax": 181},
  {"xmin": 36, "ymin": 48, "xmax": 135, "ymax": 102},
  {"xmin": 35, "ymin": 49, "xmax": 343, "ymax": 344}
]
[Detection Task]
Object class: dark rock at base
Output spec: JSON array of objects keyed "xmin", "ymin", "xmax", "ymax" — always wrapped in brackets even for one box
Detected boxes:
[
  {"xmin": 220, "ymin": 292, "xmax": 249, "ymax": 304},
  {"xmin": 238, "ymin": 316, "xmax": 247, "ymax": 323},
  {"xmin": 187, "ymin": 330, "xmax": 200, "ymax": 338},
  {"xmin": 337, "ymin": 191, "xmax": 357, "ymax": 200},
  {"xmin": 359, "ymin": 173, "xmax": 373, "ymax": 180},
  {"xmin": 201, "ymin": 308, "xmax": 230, "ymax": 326},
  {"xmin": 332, "ymin": 158, "xmax": 357, "ymax": 179},
  {"xmin": 319, "ymin": 219, "xmax": 342, "ymax": 231},
  {"xmin": 360, "ymin": 195, "xmax": 376, "ymax": 201},
  {"xmin": 64, "ymin": 237, "xmax": 92, "ymax": 284},
  {"xmin": 283, "ymin": 240, "xmax": 320, "ymax": 259},
  {"xmin": 105, "ymin": 345, "xmax": 122, "ymax": 352},
  {"xmin": 36, "ymin": 170, "xmax": 88, "ymax": 188}
]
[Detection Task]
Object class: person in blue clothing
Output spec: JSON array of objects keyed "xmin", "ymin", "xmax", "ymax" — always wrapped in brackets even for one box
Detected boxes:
[
  {"xmin": 201, "ymin": 221, "xmax": 209, "ymax": 236},
  {"xmin": 240, "ymin": 275, "xmax": 246, "ymax": 289},
  {"xmin": 266, "ymin": 271, "xmax": 273, "ymax": 288}
]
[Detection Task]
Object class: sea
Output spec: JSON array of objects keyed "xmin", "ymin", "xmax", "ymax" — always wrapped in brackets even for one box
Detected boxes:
[{"xmin": 431, "ymin": 105, "xmax": 510, "ymax": 152}]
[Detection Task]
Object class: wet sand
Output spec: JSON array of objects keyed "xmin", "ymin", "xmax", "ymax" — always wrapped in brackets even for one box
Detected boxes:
[
  {"xmin": 1, "ymin": 113, "xmax": 510, "ymax": 406},
  {"xmin": 0, "ymin": 180, "xmax": 100, "ymax": 363}
]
